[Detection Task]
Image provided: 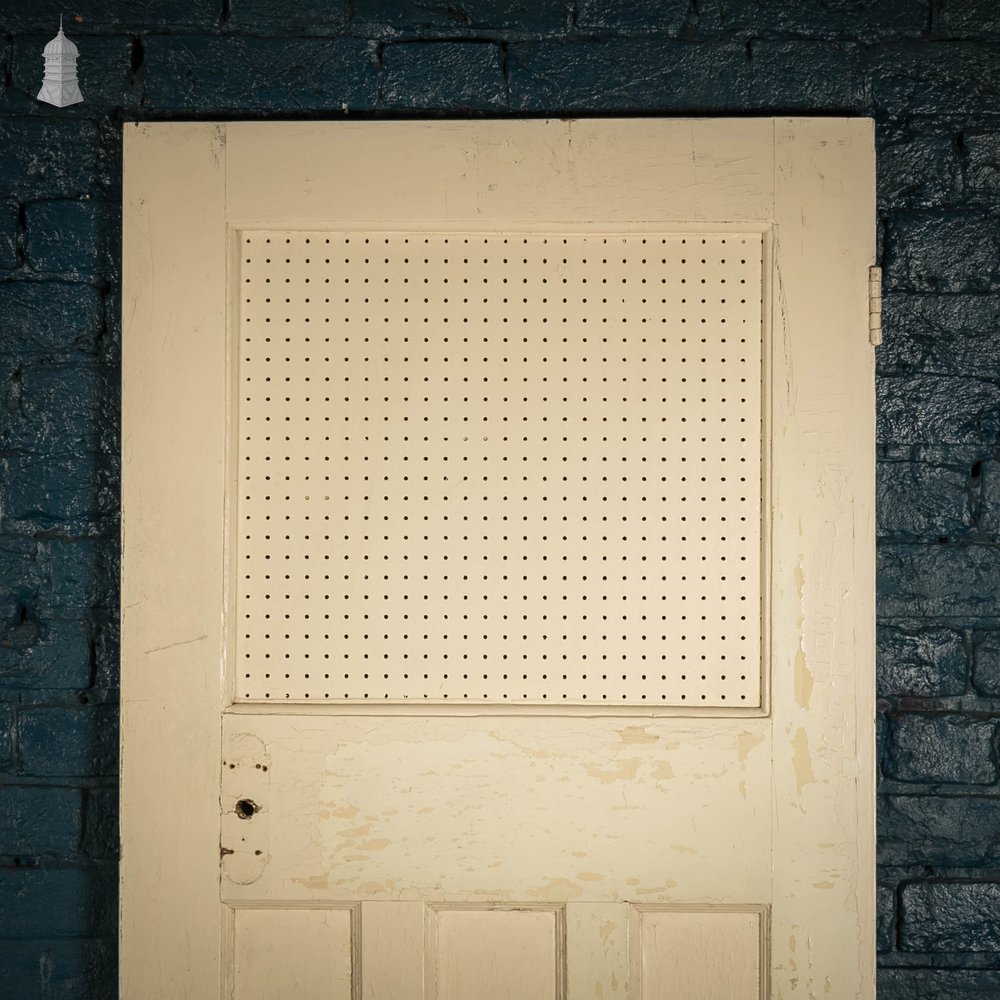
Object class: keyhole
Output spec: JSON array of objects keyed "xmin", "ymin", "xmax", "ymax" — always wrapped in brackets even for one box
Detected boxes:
[{"xmin": 235, "ymin": 798, "xmax": 258, "ymax": 819}]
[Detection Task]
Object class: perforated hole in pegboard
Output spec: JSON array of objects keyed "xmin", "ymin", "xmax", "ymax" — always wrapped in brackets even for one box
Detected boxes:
[{"xmin": 235, "ymin": 231, "xmax": 763, "ymax": 707}]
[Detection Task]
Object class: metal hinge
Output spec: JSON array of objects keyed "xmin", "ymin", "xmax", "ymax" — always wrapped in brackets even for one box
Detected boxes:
[{"xmin": 868, "ymin": 265, "xmax": 882, "ymax": 347}]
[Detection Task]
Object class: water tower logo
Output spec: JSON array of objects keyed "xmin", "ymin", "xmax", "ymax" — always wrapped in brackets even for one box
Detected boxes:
[{"xmin": 38, "ymin": 17, "xmax": 83, "ymax": 108}]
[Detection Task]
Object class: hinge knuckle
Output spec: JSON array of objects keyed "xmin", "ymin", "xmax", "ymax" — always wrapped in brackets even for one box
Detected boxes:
[{"xmin": 868, "ymin": 265, "xmax": 882, "ymax": 347}]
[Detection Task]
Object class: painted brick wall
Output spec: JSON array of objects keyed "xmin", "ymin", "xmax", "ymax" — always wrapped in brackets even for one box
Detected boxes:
[{"xmin": 0, "ymin": 1, "xmax": 997, "ymax": 997}]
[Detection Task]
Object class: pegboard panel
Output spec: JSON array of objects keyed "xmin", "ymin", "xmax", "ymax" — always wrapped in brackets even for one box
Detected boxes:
[{"xmin": 235, "ymin": 231, "xmax": 763, "ymax": 707}]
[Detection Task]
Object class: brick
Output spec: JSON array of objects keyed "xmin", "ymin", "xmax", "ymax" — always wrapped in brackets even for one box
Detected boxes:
[
  {"xmin": 0, "ymin": 201, "xmax": 17, "ymax": 271},
  {"xmin": 42, "ymin": 538, "xmax": 114, "ymax": 614},
  {"xmin": 0, "ymin": 618, "xmax": 92, "ymax": 691},
  {"xmin": 576, "ymin": 0, "xmax": 689, "ymax": 34},
  {"xmin": 143, "ymin": 36, "xmax": 378, "ymax": 113},
  {"xmin": 715, "ymin": 0, "xmax": 928, "ymax": 40},
  {"xmin": 964, "ymin": 130, "xmax": 1000, "ymax": 200},
  {"xmin": 886, "ymin": 714, "xmax": 997, "ymax": 784},
  {"xmin": 0, "ymin": 539, "xmax": 44, "ymax": 613},
  {"xmin": 877, "ymin": 884, "xmax": 895, "ymax": 953},
  {"xmin": 877, "ymin": 374, "xmax": 1000, "ymax": 446},
  {"xmin": 25, "ymin": 199, "xmax": 109, "ymax": 277},
  {"xmin": 935, "ymin": 1, "xmax": 1000, "ymax": 40},
  {"xmin": 872, "ymin": 43, "xmax": 1000, "ymax": 117},
  {"xmin": 0, "ymin": 865, "xmax": 115, "ymax": 939},
  {"xmin": 509, "ymin": 39, "xmax": 751, "ymax": 112},
  {"xmin": 900, "ymin": 881, "xmax": 1000, "ymax": 952},
  {"xmin": 0, "ymin": 706, "xmax": 14, "ymax": 773},
  {"xmin": 885, "ymin": 211, "xmax": 1000, "ymax": 294},
  {"xmin": 12, "ymin": 34, "xmax": 139, "ymax": 111},
  {"xmin": 981, "ymin": 459, "xmax": 1000, "ymax": 540},
  {"xmin": 749, "ymin": 41, "xmax": 866, "ymax": 110},
  {"xmin": 0, "ymin": 281, "xmax": 103, "ymax": 355},
  {"xmin": 93, "ymin": 615, "xmax": 119, "ymax": 692},
  {"xmin": 879, "ymin": 969, "xmax": 1000, "ymax": 1000},
  {"xmin": 3, "ymin": 451, "xmax": 112, "ymax": 535},
  {"xmin": 879, "ymin": 794, "xmax": 1000, "ymax": 866},
  {"xmin": 877, "ymin": 124, "xmax": 962, "ymax": 209},
  {"xmin": 876, "ymin": 626, "xmax": 967, "ymax": 697},
  {"xmin": 2, "ymin": 2, "xmax": 221, "ymax": 30},
  {"xmin": 880, "ymin": 293, "xmax": 1000, "ymax": 378},
  {"xmin": 0, "ymin": 786, "xmax": 83, "ymax": 858},
  {"xmin": 82, "ymin": 787, "xmax": 117, "ymax": 860},
  {"xmin": 972, "ymin": 631, "xmax": 1000, "ymax": 696},
  {"xmin": 877, "ymin": 450, "xmax": 973, "ymax": 538},
  {"xmin": 381, "ymin": 42, "xmax": 506, "ymax": 111},
  {"xmin": 227, "ymin": 0, "xmax": 349, "ymax": 33},
  {"xmin": 18, "ymin": 705, "xmax": 118, "ymax": 779},
  {"xmin": 879, "ymin": 543, "xmax": 1000, "ymax": 622},
  {"xmin": 0, "ymin": 120, "xmax": 101, "ymax": 199},
  {"xmin": 0, "ymin": 938, "xmax": 115, "ymax": 1000},
  {"xmin": 4, "ymin": 361, "xmax": 109, "ymax": 455}
]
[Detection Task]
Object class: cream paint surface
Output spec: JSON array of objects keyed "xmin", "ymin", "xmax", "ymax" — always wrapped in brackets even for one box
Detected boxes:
[
  {"xmin": 121, "ymin": 119, "xmax": 875, "ymax": 999},
  {"xmin": 221, "ymin": 715, "xmax": 771, "ymax": 904}
]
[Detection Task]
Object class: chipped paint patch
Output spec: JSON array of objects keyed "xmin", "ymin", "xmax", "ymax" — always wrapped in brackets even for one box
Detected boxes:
[
  {"xmin": 528, "ymin": 877, "xmax": 583, "ymax": 900},
  {"xmin": 792, "ymin": 727, "xmax": 816, "ymax": 795},
  {"xmin": 618, "ymin": 726, "xmax": 659, "ymax": 745},
  {"xmin": 292, "ymin": 874, "xmax": 329, "ymax": 890},
  {"xmin": 586, "ymin": 758, "xmax": 641, "ymax": 783},
  {"xmin": 653, "ymin": 760, "xmax": 675, "ymax": 780},
  {"xmin": 577, "ymin": 871, "xmax": 605, "ymax": 882},
  {"xmin": 794, "ymin": 649, "xmax": 814, "ymax": 710},
  {"xmin": 737, "ymin": 731, "xmax": 765, "ymax": 763}
]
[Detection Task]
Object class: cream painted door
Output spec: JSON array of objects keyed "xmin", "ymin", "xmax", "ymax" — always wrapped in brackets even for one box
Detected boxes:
[{"xmin": 121, "ymin": 120, "xmax": 875, "ymax": 999}]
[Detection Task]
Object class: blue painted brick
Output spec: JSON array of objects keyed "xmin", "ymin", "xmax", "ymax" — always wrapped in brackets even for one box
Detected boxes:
[
  {"xmin": 715, "ymin": 0, "xmax": 928, "ymax": 40},
  {"xmin": 0, "ymin": 706, "xmax": 14, "ymax": 773},
  {"xmin": 879, "ymin": 969, "xmax": 1000, "ymax": 999},
  {"xmin": 0, "ymin": 201, "xmax": 17, "ymax": 271},
  {"xmin": 885, "ymin": 211, "xmax": 1000, "ymax": 294},
  {"xmin": 82, "ymin": 787, "xmax": 117, "ymax": 861},
  {"xmin": 879, "ymin": 543, "xmax": 1000, "ymax": 622},
  {"xmin": 381, "ymin": 42, "xmax": 506, "ymax": 111},
  {"xmin": 879, "ymin": 294, "xmax": 1000, "ymax": 378},
  {"xmin": 4, "ymin": 452, "xmax": 109, "ymax": 534},
  {"xmin": 0, "ymin": 865, "xmax": 115, "ymax": 939},
  {"xmin": 749, "ymin": 41, "xmax": 866, "ymax": 110},
  {"xmin": 509, "ymin": 39, "xmax": 752, "ymax": 111},
  {"xmin": 143, "ymin": 37, "xmax": 378, "ymax": 113},
  {"xmin": 877, "ymin": 884, "xmax": 895, "ymax": 953},
  {"xmin": 935, "ymin": 0, "xmax": 1000, "ymax": 40},
  {"xmin": 980, "ymin": 460, "xmax": 1000, "ymax": 540},
  {"xmin": 900, "ymin": 881, "xmax": 1000, "ymax": 952},
  {"xmin": 972, "ymin": 631, "xmax": 1000, "ymax": 696},
  {"xmin": 887, "ymin": 714, "xmax": 997, "ymax": 785},
  {"xmin": 227, "ymin": 0, "xmax": 349, "ymax": 34},
  {"xmin": 876, "ymin": 626, "xmax": 966, "ymax": 697},
  {"xmin": 353, "ymin": 0, "xmax": 566, "ymax": 36},
  {"xmin": 877, "ymin": 374, "xmax": 1000, "ymax": 445},
  {"xmin": 12, "ymin": 35, "xmax": 139, "ymax": 111},
  {"xmin": 877, "ymin": 124, "xmax": 962, "ymax": 209},
  {"xmin": 42, "ymin": 539, "xmax": 114, "ymax": 614},
  {"xmin": 0, "ymin": 938, "xmax": 115, "ymax": 1000},
  {"xmin": 25, "ymin": 200, "xmax": 106, "ymax": 278},
  {"xmin": 872, "ymin": 43, "xmax": 1000, "ymax": 117},
  {"xmin": 18, "ymin": 705, "xmax": 118, "ymax": 779},
  {"xmin": 0, "ymin": 281, "xmax": 103, "ymax": 356},
  {"xmin": 0, "ymin": 121, "xmax": 101, "ymax": 200},
  {"xmin": 4, "ymin": 361, "xmax": 108, "ymax": 455},
  {"xmin": 575, "ymin": 0, "xmax": 689, "ymax": 34},
  {"xmin": 0, "ymin": 539, "xmax": 44, "ymax": 616},
  {"xmin": 964, "ymin": 130, "xmax": 1000, "ymax": 200},
  {"xmin": 0, "ymin": 787, "xmax": 83, "ymax": 858},
  {"xmin": 0, "ymin": 618, "xmax": 91, "ymax": 691},
  {"xmin": 93, "ymin": 616, "xmax": 119, "ymax": 692},
  {"xmin": 879, "ymin": 794, "xmax": 1000, "ymax": 866},
  {"xmin": 2, "ymin": 2, "xmax": 221, "ymax": 30},
  {"xmin": 877, "ymin": 449, "xmax": 973, "ymax": 538}
]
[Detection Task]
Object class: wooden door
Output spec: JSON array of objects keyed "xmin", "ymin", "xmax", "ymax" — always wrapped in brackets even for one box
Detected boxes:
[{"xmin": 121, "ymin": 119, "xmax": 876, "ymax": 999}]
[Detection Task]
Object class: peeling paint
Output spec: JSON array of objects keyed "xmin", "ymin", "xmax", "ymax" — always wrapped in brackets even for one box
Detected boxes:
[
  {"xmin": 792, "ymin": 727, "xmax": 817, "ymax": 795},
  {"xmin": 586, "ymin": 758, "xmax": 641, "ymax": 784},
  {"xmin": 736, "ymin": 731, "xmax": 765, "ymax": 763},
  {"xmin": 794, "ymin": 649, "xmax": 814, "ymax": 710},
  {"xmin": 618, "ymin": 726, "xmax": 659, "ymax": 745},
  {"xmin": 528, "ymin": 877, "xmax": 582, "ymax": 900}
]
